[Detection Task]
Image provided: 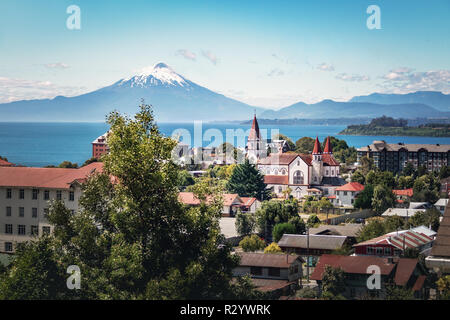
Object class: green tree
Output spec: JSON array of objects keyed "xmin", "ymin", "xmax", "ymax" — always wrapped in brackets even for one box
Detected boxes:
[
  {"xmin": 306, "ymin": 214, "xmax": 321, "ymax": 228},
  {"xmin": 359, "ymin": 156, "xmax": 374, "ymax": 175},
  {"xmin": 385, "ymin": 283, "xmax": 414, "ymax": 300},
  {"xmin": 239, "ymin": 235, "xmax": 265, "ymax": 252},
  {"xmin": 372, "ymin": 185, "xmax": 396, "ymax": 214},
  {"xmin": 1, "ymin": 104, "xmax": 253, "ymax": 300},
  {"xmin": 255, "ymin": 199, "xmax": 300, "ymax": 240},
  {"xmin": 82, "ymin": 157, "xmax": 100, "ymax": 167},
  {"xmin": 412, "ymin": 173, "xmax": 440, "ymax": 203},
  {"xmin": 321, "ymin": 265, "xmax": 346, "ymax": 297},
  {"xmin": 227, "ymin": 159, "xmax": 270, "ymax": 199},
  {"xmin": 351, "ymin": 170, "xmax": 365, "ymax": 184},
  {"xmin": 354, "ymin": 184, "xmax": 374, "ymax": 209},
  {"xmin": 295, "ymin": 137, "xmax": 315, "ymax": 153},
  {"xmin": 58, "ymin": 161, "xmax": 79, "ymax": 168},
  {"xmin": 357, "ymin": 219, "xmax": 385, "ymax": 242},
  {"xmin": 177, "ymin": 169, "xmax": 195, "ymax": 190},
  {"xmin": 407, "ymin": 208, "xmax": 441, "ymax": 231},
  {"xmin": 272, "ymin": 222, "xmax": 296, "ymax": 242},
  {"xmin": 235, "ymin": 211, "xmax": 256, "ymax": 236},
  {"xmin": 264, "ymin": 242, "xmax": 283, "ymax": 254}
]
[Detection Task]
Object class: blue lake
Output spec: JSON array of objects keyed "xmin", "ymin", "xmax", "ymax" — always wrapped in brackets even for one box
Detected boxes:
[{"xmin": 1, "ymin": 122, "xmax": 450, "ymax": 167}]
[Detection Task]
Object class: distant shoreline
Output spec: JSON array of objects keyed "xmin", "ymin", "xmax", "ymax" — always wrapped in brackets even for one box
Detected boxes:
[{"xmin": 339, "ymin": 125, "xmax": 450, "ymax": 137}]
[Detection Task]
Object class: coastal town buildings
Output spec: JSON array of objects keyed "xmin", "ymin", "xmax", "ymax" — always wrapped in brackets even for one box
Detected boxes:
[
  {"xmin": 0, "ymin": 162, "xmax": 103, "ymax": 253},
  {"xmin": 357, "ymin": 140, "xmax": 450, "ymax": 173},
  {"xmin": 92, "ymin": 132, "xmax": 110, "ymax": 159},
  {"xmin": 332, "ymin": 182, "xmax": 365, "ymax": 207}
]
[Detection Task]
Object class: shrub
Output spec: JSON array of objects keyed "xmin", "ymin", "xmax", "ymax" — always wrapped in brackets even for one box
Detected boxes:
[
  {"xmin": 272, "ymin": 223, "xmax": 296, "ymax": 242},
  {"xmin": 239, "ymin": 235, "xmax": 265, "ymax": 252},
  {"xmin": 264, "ymin": 242, "xmax": 282, "ymax": 254}
]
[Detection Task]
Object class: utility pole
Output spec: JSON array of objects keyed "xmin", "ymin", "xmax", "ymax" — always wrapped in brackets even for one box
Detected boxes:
[{"xmin": 306, "ymin": 226, "xmax": 310, "ymax": 284}]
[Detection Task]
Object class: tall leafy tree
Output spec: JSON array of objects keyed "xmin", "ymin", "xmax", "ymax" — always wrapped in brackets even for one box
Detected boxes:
[
  {"xmin": 372, "ymin": 185, "xmax": 396, "ymax": 214},
  {"xmin": 0, "ymin": 104, "xmax": 254, "ymax": 300},
  {"xmin": 226, "ymin": 158, "xmax": 270, "ymax": 199}
]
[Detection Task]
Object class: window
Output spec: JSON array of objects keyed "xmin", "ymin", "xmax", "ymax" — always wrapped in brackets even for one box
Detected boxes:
[
  {"xmin": 5, "ymin": 224, "xmax": 13, "ymax": 234},
  {"xmin": 6, "ymin": 207, "xmax": 11, "ymax": 217},
  {"xmin": 274, "ymin": 169, "xmax": 279, "ymax": 175},
  {"xmin": 19, "ymin": 207, "xmax": 24, "ymax": 217},
  {"xmin": 32, "ymin": 189, "xmax": 38, "ymax": 200},
  {"xmin": 367, "ymin": 247, "xmax": 375, "ymax": 255},
  {"xmin": 6, "ymin": 188, "xmax": 12, "ymax": 199},
  {"xmin": 250, "ymin": 267, "xmax": 263, "ymax": 276},
  {"xmin": 293, "ymin": 171, "xmax": 304, "ymax": 184},
  {"xmin": 376, "ymin": 247, "xmax": 383, "ymax": 255},
  {"xmin": 278, "ymin": 186, "xmax": 282, "ymax": 194},
  {"xmin": 44, "ymin": 190, "xmax": 50, "ymax": 200},
  {"xmin": 18, "ymin": 225, "xmax": 26, "ymax": 235},
  {"xmin": 31, "ymin": 225, "xmax": 39, "ymax": 236},
  {"xmin": 56, "ymin": 190, "xmax": 62, "ymax": 201},
  {"xmin": 42, "ymin": 226, "xmax": 51, "ymax": 235},
  {"xmin": 344, "ymin": 191, "xmax": 348, "ymax": 196},
  {"xmin": 290, "ymin": 264, "xmax": 299, "ymax": 275},
  {"xmin": 281, "ymin": 169, "xmax": 286, "ymax": 175},
  {"xmin": 384, "ymin": 247, "xmax": 391, "ymax": 255},
  {"xmin": 268, "ymin": 268, "xmax": 281, "ymax": 277},
  {"xmin": 69, "ymin": 191, "xmax": 75, "ymax": 201},
  {"xmin": 43, "ymin": 208, "xmax": 49, "ymax": 218},
  {"xmin": 19, "ymin": 189, "xmax": 25, "ymax": 199},
  {"xmin": 32, "ymin": 208, "xmax": 38, "ymax": 218},
  {"xmin": 4, "ymin": 242, "xmax": 13, "ymax": 252}
]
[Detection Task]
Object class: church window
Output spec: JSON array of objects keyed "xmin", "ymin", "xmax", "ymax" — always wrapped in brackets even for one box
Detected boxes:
[
  {"xmin": 274, "ymin": 169, "xmax": 279, "ymax": 175},
  {"xmin": 294, "ymin": 171, "xmax": 304, "ymax": 184}
]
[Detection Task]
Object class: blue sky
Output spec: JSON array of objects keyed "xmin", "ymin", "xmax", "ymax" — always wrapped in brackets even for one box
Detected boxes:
[{"xmin": 0, "ymin": 0, "xmax": 449, "ymax": 108}]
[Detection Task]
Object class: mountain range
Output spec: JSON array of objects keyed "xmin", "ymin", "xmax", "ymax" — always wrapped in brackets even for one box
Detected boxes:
[{"xmin": 0, "ymin": 63, "xmax": 449, "ymax": 122}]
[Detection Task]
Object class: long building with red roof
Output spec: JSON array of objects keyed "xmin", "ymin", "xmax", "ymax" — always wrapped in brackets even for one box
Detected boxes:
[{"xmin": 0, "ymin": 162, "xmax": 103, "ymax": 253}]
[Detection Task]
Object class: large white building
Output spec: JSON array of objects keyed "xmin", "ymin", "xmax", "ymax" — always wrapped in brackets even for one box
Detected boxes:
[{"xmin": 0, "ymin": 162, "xmax": 103, "ymax": 253}]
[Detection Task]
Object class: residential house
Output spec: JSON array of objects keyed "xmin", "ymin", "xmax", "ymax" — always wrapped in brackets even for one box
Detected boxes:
[
  {"xmin": 278, "ymin": 234, "xmax": 350, "ymax": 258},
  {"xmin": 311, "ymin": 254, "xmax": 428, "ymax": 299},
  {"xmin": 393, "ymin": 188, "xmax": 413, "ymax": 205},
  {"xmin": 0, "ymin": 162, "xmax": 104, "ymax": 253},
  {"xmin": 353, "ymin": 229, "xmax": 434, "ymax": 257},
  {"xmin": 233, "ymin": 252, "xmax": 303, "ymax": 296},
  {"xmin": 426, "ymin": 202, "xmax": 450, "ymax": 273},
  {"xmin": 309, "ymin": 223, "xmax": 363, "ymax": 245},
  {"xmin": 178, "ymin": 192, "xmax": 259, "ymax": 216},
  {"xmin": 382, "ymin": 208, "xmax": 424, "ymax": 220},
  {"xmin": 333, "ymin": 182, "xmax": 364, "ymax": 207}
]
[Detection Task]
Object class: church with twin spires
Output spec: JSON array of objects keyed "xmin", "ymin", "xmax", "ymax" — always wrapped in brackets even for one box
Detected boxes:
[{"xmin": 247, "ymin": 115, "xmax": 345, "ymax": 200}]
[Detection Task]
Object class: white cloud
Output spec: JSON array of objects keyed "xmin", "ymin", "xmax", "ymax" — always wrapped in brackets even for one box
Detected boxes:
[
  {"xmin": 335, "ymin": 73, "xmax": 370, "ymax": 82},
  {"xmin": 175, "ymin": 49, "xmax": 196, "ymax": 61},
  {"xmin": 0, "ymin": 77, "xmax": 85, "ymax": 103},
  {"xmin": 317, "ymin": 63, "xmax": 335, "ymax": 72},
  {"xmin": 201, "ymin": 50, "xmax": 218, "ymax": 65},
  {"xmin": 380, "ymin": 69, "xmax": 450, "ymax": 93},
  {"xmin": 267, "ymin": 68, "xmax": 285, "ymax": 77},
  {"xmin": 44, "ymin": 62, "xmax": 70, "ymax": 69}
]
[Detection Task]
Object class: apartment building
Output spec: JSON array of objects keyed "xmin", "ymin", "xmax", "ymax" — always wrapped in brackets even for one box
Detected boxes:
[
  {"xmin": 357, "ymin": 140, "xmax": 450, "ymax": 173},
  {"xmin": 0, "ymin": 162, "xmax": 103, "ymax": 253},
  {"xmin": 92, "ymin": 132, "xmax": 110, "ymax": 159}
]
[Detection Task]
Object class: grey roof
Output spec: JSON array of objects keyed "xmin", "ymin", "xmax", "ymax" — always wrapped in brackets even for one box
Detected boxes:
[
  {"xmin": 431, "ymin": 203, "xmax": 450, "ymax": 257},
  {"xmin": 358, "ymin": 140, "xmax": 450, "ymax": 153},
  {"xmin": 278, "ymin": 234, "xmax": 347, "ymax": 250},
  {"xmin": 237, "ymin": 252, "xmax": 302, "ymax": 268},
  {"xmin": 320, "ymin": 176, "xmax": 347, "ymax": 186},
  {"xmin": 382, "ymin": 208, "xmax": 424, "ymax": 217},
  {"xmin": 309, "ymin": 224, "xmax": 363, "ymax": 238},
  {"xmin": 435, "ymin": 199, "xmax": 449, "ymax": 207},
  {"xmin": 411, "ymin": 225, "xmax": 437, "ymax": 238},
  {"xmin": 409, "ymin": 202, "xmax": 432, "ymax": 209}
]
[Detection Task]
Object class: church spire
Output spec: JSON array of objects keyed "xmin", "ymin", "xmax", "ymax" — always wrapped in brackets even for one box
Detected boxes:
[
  {"xmin": 323, "ymin": 136, "xmax": 332, "ymax": 154},
  {"xmin": 249, "ymin": 113, "xmax": 261, "ymax": 140},
  {"xmin": 312, "ymin": 136, "xmax": 322, "ymax": 155}
]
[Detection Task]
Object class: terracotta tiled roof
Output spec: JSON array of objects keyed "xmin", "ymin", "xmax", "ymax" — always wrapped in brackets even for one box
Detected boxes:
[
  {"xmin": 431, "ymin": 203, "xmax": 450, "ymax": 257},
  {"xmin": 393, "ymin": 188, "xmax": 414, "ymax": 197},
  {"xmin": 322, "ymin": 154, "xmax": 340, "ymax": 166},
  {"xmin": 0, "ymin": 162, "xmax": 103, "ymax": 189},
  {"xmin": 412, "ymin": 275, "xmax": 426, "ymax": 291},
  {"xmin": 335, "ymin": 182, "xmax": 364, "ymax": 192},
  {"xmin": 264, "ymin": 175, "xmax": 289, "ymax": 185},
  {"xmin": 238, "ymin": 252, "xmax": 302, "ymax": 268},
  {"xmin": 354, "ymin": 229, "xmax": 433, "ymax": 250},
  {"xmin": 178, "ymin": 192, "xmax": 241, "ymax": 206},
  {"xmin": 240, "ymin": 197, "xmax": 257, "ymax": 207},
  {"xmin": 258, "ymin": 153, "xmax": 313, "ymax": 166}
]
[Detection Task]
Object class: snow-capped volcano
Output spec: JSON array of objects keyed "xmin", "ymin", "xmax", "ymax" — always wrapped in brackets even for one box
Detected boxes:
[{"xmin": 117, "ymin": 62, "xmax": 190, "ymax": 88}]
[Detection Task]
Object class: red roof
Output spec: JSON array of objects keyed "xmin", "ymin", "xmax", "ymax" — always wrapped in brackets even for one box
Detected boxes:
[
  {"xmin": 310, "ymin": 255, "xmax": 395, "ymax": 280},
  {"xmin": 240, "ymin": 197, "xmax": 257, "ymax": 207},
  {"xmin": 178, "ymin": 192, "xmax": 241, "ymax": 206},
  {"xmin": 322, "ymin": 154, "xmax": 340, "ymax": 166},
  {"xmin": 311, "ymin": 255, "xmax": 421, "ymax": 287},
  {"xmin": 0, "ymin": 162, "xmax": 103, "ymax": 189},
  {"xmin": 323, "ymin": 137, "xmax": 332, "ymax": 154},
  {"xmin": 0, "ymin": 159, "xmax": 14, "ymax": 167},
  {"xmin": 354, "ymin": 230, "xmax": 434, "ymax": 250},
  {"xmin": 264, "ymin": 175, "xmax": 289, "ymax": 185},
  {"xmin": 248, "ymin": 114, "xmax": 261, "ymax": 140},
  {"xmin": 335, "ymin": 182, "xmax": 364, "ymax": 192},
  {"xmin": 312, "ymin": 136, "xmax": 322, "ymax": 154},
  {"xmin": 238, "ymin": 252, "xmax": 302, "ymax": 268},
  {"xmin": 393, "ymin": 188, "xmax": 413, "ymax": 197}
]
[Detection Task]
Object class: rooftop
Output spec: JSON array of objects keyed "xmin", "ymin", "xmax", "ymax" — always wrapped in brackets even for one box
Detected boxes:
[
  {"xmin": 0, "ymin": 162, "xmax": 104, "ymax": 189},
  {"xmin": 278, "ymin": 234, "xmax": 348, "ymax": 250},
  {"xmin": 237, "ymin": 252, "xmax": 302, "ymax": 269},
  {"xmin": 431, "ymin": 203, "xmax": 450, "ymax": 257},
  {"xmin": 309, "ymin": 224, "xmax": 363, "ymax": 238},
  {"xmin": 335, "ymin": 182, "xmax": 364, "ymax": 192},
  {"xmin": 354, "ymin": 229, "xmax": 434, "ymax": 250},
  {"xmin": 358, "ymin": 140, "xmax": 450, "ymax": 153}
]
